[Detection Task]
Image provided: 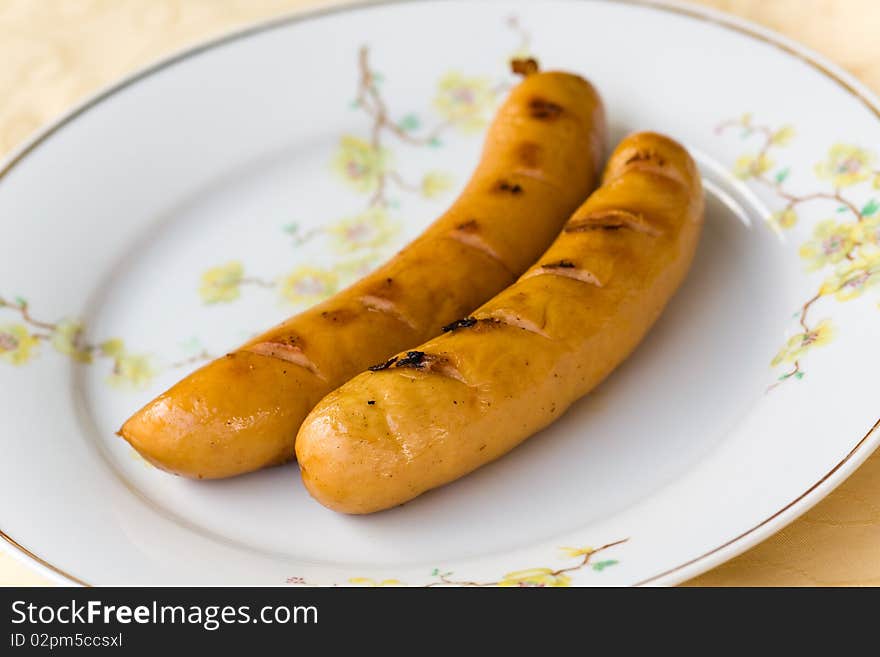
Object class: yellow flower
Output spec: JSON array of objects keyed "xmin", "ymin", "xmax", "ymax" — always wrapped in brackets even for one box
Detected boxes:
[
  {"xmin": 771, "ymin": 319, "xmax": 835, "ymax": 366},
  {"xmin": 770, "ymin": 208, "xmax": 798, "ymax": 230},
  {"xmin": 814, "ymin": 144, "xmax": 875, "ymax": 188},
  {"xmin": 100, "ymin": 338, "xmax": 125, "ymax": 358},
  {"xmin": 873, "ymin": 172, "xmax": 880, "ymax": 189},
  {"xmin": 348, "ymin": 578, "xmax": 402, "ymax": 587},
  {"xmin": 738, "ymin": 112, "xmax": 753, "ymax": 126},
  {"xmin": 857, "ymin": 215, "xmax": 880, "ymax": 248},
  {"xmin": 51, "ymin": 318, "xmax": 91, "ymax": 363},
  {"xmin": 199, "ymin": 261, "xmax": 244, "ymax": 304},
  {"xmin": 770, "ymin": 125, "xmax": 795, "ymax": 146},
  {"xmin": 108, "ymin": 351, "xmax": 156, "ymax": 389},
  {"xmin": 421, "ymin": 171, "xmax": 454, "ymax": 198},
  {"xmin": 332, "ymin": 136, "xmax": 389, "ymax": 193},
  {"xmin": 328, "ymin": 207, "xmax": 399, "ymax": 254},
  {"xmin": 498, "ymin": 568, "xmax": 571, "ymax": 587},
  {"xmin": 798, "ymin": 220, "xmax": 857, "ymax": 270},
  {"xmin": 733, "ymin": 153, "xmax": 773, "ymax": 180},
  {"xmin": 434, "ymin": 72, "xmax": 495, "ymax": 132},
  {"xmin": 820, "ymin": 254, "xmax": 880, "ymax": 301},
  {"xmin": 559, "ymin": 546, "xmax": 593, "ymax": 558},
  {"xmin": 0, "ymin": 324, "xmax": 39, "ymax": 365},
  {"xmin": 279, "ymin": 266, "xmax": 338, "ymax": 306}
]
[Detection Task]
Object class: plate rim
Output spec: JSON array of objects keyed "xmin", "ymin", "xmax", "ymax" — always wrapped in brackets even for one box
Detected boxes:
[{"xmin": 1, "ymin": 0, "xmax": 878, "ymax": 587}]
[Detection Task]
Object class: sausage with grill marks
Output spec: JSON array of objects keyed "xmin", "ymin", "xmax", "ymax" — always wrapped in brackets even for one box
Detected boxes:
[
  {"xmin": 295, "ymin": 132, "xmax": 704, "ymax": 513},
  {"xmin": 118, "ymin": 62, "xmax": 607, "ymax": 479}
]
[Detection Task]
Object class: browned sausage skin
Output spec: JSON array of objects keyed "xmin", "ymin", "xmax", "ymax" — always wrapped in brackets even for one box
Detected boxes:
[
  {"xmin": 296, "ymin": 132, "xmax": 704, "ymax": 513},
  {"xmin": 119, "ymin": 65, "xmax": 607, "ymax": 479}
]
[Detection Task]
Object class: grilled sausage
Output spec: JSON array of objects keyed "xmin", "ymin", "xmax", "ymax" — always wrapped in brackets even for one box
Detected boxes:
[{"xmin": 296, "ymin": 132, "xmax": 704, "ymax": 513}]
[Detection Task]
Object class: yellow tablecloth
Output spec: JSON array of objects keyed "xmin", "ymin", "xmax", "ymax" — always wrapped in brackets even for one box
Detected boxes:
[{"xmin": 1, "ymin": 0, "xmax": 878, "ymax": 587}]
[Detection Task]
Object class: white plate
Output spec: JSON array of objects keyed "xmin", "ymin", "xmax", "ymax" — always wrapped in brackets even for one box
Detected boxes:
[{"xmin": 2, "ymin": 0, "xmax": 878, "ymax": 587}]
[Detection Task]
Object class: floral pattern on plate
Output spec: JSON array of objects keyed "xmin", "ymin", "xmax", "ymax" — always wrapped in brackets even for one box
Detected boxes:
[
  {"xmin": 716, "ymin": 114, "xmax": 880, "ymax": 388},
  {"xmin": 283, "ymin": 538, "xmax": 626, "ymax": 587},
  {"xmin": 0, "ymin": 18, "xmax": 532, "ymax": 389}
]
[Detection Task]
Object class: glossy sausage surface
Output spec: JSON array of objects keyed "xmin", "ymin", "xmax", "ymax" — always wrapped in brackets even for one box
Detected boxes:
[
  {"xmin": 120, "ymin": 66, "xmax": 607, "ymax": 478},
  {"xmin": 296, "ymin": 132, "xmax": 704, "ymax": 513}
]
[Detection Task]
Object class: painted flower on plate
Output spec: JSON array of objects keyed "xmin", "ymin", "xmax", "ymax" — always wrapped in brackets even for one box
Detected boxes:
[
  {"xmin": 769, "ymin": 125, "xmax": 795, "ymax": 146},
  {"xmin": 279, "ymin": 266, "xmax": 338, "ymax": 306},
  {"xmin": 433, "ymin": 72, "xmax": 495, "ymax": 132},
  {"xmin": 820, "ymin": 254, "xmax": 880, "ymax": 302},
  {"xmin": 771, "ymin": 319, "xmax": 835, "ymax": 366},
  {"xmin": 328, "ymin": 207, "xmax": 399, "ymax": 254},
  {"xmin": 332, "ymin": 136, "xmax": 389, "ymax": 193},
  {"xmin": 108, "ymin": 350, "xmax": 156, "ymax": 388},
  {"xmin": 421, "ymin": 171, "xmax": 453, "ymax": 198},
  {"xmin": 798, "ymin": 220, "xmax": 857, "ymax": 270},
  {"xmin": 51, "ymin": 318, "xmax": 91, "ymax": 362},
  {"xmin": 857, "ymin": 214, "xmax": 880, "ymax": 248},
  {"xmin": 559, "ymin": 547, "xmax": 593, "ymax": 558},
  {"xmin": 0, "ymin": 324, "xmax": 39, "ymax": 365},
  {"xmin": 348, "ymin": 578, "xmax": 403, "ymax": 587},
  {"xmin": 498, "ymin": 568, "xmax": 571, "ymax": 587},
  {"xmin": 733, "ymin": 153, "xmax": 773, "ymax": 180},
  {"xmin": 814, "ymin": 144, "xmax": 875, "ymax": 188},
  {"xmin": 199, "ymin": 261, "xmax": 244, "ymax": 304},
  {"xmin": 770, "ymin": 207, "xmax": 798, "ymax": 230}
]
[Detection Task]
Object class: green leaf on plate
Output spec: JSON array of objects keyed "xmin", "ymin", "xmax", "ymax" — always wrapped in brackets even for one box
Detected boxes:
[
  {"xmin": 428, "ymin": 137, "xmax": 443, "ymax": 148},
  {"xmin": 836, "ymin": 206, "xmax": 849, "ymax": 213},
  {"xmin": 860, "ymin": 198, "xmax": 879, "ymax": 216},
  {"xmin": 592, "ymin": 560, "xmax": 619, "ymax": 572},
  {"xmin": 774, "ymin": 167, "xmax": 790, "ymax": 184},
  {"xmin": 14, "ymin": 296, "xmax": 27, "ymax": 307},
  {"xmin": 398, "ymin": 114, "xmax": 420, "ymax": 132},
  {"xmin": 795, "ymin": 371, "xmax": 805, "ymax": 380}
]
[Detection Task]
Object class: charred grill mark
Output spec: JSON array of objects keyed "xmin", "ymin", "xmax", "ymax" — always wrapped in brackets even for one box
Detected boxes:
[
  {"xmin": 370, "ymin": 350, "xmax": 466, "ymax": 383},
  {"xmin": 541, "ymin": 260, "xmax": 575, "ymax": 269},
  {"xmin": 481, "ymin": 309, "xmax": 550, "ymax": 338},
  {"xmin": 528, "ymin": 96, "xmax": 564, "ymax": 120},
  {"xmin": 565, "ymin": 209, "xmax": 661, "ymax": 236},
  {"xmin": 397, "ymin": 351, "xmax": 465, "ymax": 382},
  {"xmin": 359, "ymin": 295, "xmax": 417, "ymax": 329},
  {"xmin": 516, "ymin": 142, "xmax": 541, "ymax": 168},
  {"xmin": 615, "ymin": 146, "xmax": 691, "ymax": 186},
  {"xmin": 441, "ymin": 317, "xmax": 478, "ymax": 332},
  {"xmin": 625, "ymin": 149, "xmax": 665, "ymax": 166},
  {"xmin": 434, "ymin": 309, "xmax": 551, "ymax": 339},
  {"xmin": 368, "ymin": 356, "xmax": 398, "ymax": 371},
  {"xmin": 447, "ymin": 228, "xmax": 511, "ymax": 273},
  {"xmin": 528, "ymin": 266, "xmax": 603, "ymax": 287},
  {"xmin": 243, "ymin": 340, "xmax": 323, "ymax": 378},
  {"xmin": 394, "ymin": 350, "xmax": 426, "ymax": 368},
  {"xmin": 443, "ymin": 316, "xmax": 502, "ymax": 333},
  {"xmin": 493, "ymin": 179, "xmax": 523, "ymax": 194}
]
